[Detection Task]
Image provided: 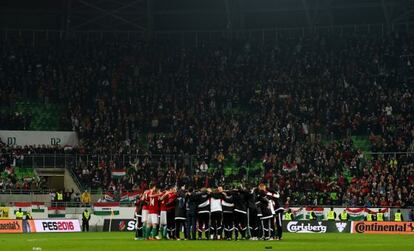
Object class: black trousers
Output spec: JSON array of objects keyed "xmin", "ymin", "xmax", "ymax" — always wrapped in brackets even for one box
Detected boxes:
[
  {"xmin": 275, "ymin": 211, "xmax": 283, "ymax": 239},
  {"xmin": 167, "ymin": 210, "xmax": 175, "ymax": 238},
  {"xmin": 270, "ymin": 217, "xmax": 276, "ymax": 238},
  {"xmin": 222, "ymin": 212, "xmax": 234, "ymax": 239},
  {"xmin": 260, "ymin": 216, "xmax": 272, "ymax": 239},
  {"xmin": 197, "ymin": 213, "xmax": 210, "ymax": 239},
  {"xmin": 186, "ymin": 213, "xmax": 197, "ymax": 240},
  {"xmin": 135, "ymin": 216, "xmax": 143, "ymax": 238},
  {"xmin": 82, "ymin": 220, "xmax": 89, "ymax": 232},
  {"xmin": 234, "ymin": 211, "xmax": 247, "ymax": 239},
  {"xmin": 247, "ymin": 209, "xmax": 258, "ymax": 238},
  {"xmin": 175, "ymin": 219, "xmax": 187, "ymax": 239},
  {"xmin": 210, "ymin": 211, "xmax": 222, "ymax": 239}
]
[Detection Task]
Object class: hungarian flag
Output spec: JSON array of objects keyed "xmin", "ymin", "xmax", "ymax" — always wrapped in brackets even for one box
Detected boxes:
[
  {"xmin": 104, "ymin": 192, "xmax": 114, "ymax": 202},
  {"xmin": 128, "ymin": 191, "xmax": 140, "ymax": 202},
  {"xmin": 305, "ymin": 207, "xmax": 325, "ymax": 220},
  {"xmin": 282, "ymin": 162, "xmax": 298, "ymax": 173},
  {"xmin": 93, "ymin": 202, "xmax": 120, "ymax": 216},
  {"xmin": 365, "ymin": 208, "xmax": 389, "ymax": 214},
  {"xmin": 286, "ymin": 207, "xmax": 304, "ymax": 220},
  {"xmin": 5, "ymin": 166, "xmax": 13, "ymax": 175},
  {"xmin": 111, "ymin": 169, "xmax": 126, "ymax": 178},
  {"xmin": 120, "ymin": 192, "xmax": 129, "ymax": 202},
  {"xmin": 346, "ymin": 208, "xmax": 365, "ymax": 220},
  {"xmin": 14, "ymin": 202, "xmax": 31, "ymax": 215},
  {"xmin": 31, "ymin": 202, "xmax": 46, "ymax": 213},
  {"xmin": 23, "ymin": 177, "xmax": 33, "ymax": 182},
  {"xmin": 48, "ymin": 206, "xmax": 66, "ymax": 218}
]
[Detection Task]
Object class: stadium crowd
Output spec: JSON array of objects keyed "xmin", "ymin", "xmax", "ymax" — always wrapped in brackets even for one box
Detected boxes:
[{"xmin": 0, "ymin": 30, "xmax": 414, "ymax": 207}]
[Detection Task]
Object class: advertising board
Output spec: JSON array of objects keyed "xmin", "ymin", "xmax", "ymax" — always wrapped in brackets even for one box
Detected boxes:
[{"xmin": 351, "ymin": 221, "xmax": 414, "ymax": 234}]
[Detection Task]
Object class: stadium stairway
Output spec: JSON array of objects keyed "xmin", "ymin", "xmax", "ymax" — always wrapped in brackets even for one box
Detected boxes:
[{"xmin": 35, "ymin": 168, "xmax": 81, "ymax": 195}]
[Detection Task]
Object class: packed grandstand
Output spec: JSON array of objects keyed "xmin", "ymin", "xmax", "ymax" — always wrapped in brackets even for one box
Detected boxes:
[{"xmin": 1, "ymin": 30, "xmax": 413, "ymax": 210}]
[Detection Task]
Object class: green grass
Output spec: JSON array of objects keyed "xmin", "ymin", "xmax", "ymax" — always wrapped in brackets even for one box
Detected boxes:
[{"xmin": 1, "ymin": 232, "xmax": 413, "ymax": 251}]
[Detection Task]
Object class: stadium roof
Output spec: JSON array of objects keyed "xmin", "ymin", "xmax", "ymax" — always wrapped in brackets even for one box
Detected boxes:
[{"xmin": 1, "ymin": 0, "xmax": 413, "ymax": 33}]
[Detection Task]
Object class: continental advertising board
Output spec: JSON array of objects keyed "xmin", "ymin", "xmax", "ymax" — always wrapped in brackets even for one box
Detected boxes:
[
  {"xmin": 0, "ymin": 219, "xmax": 81, "ymax": 233},
  {"xmin": 351, "ymin": 221, "xmax": 414, "ymax": 234}
]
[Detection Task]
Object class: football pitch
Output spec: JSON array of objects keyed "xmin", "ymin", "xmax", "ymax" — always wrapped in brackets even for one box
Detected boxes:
[{"xmin": 1, "ymin": 232, "xmax": 413, "ymax": 251}]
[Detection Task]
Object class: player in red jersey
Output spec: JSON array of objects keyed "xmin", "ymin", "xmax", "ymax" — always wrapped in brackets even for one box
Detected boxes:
[
  {"xmin": 159, "ymin": 187, "xmax": 177, "ymax": 239},
  {"xmin": 146, "ymin": 186, "xmax": 162, "ymax": 240},
  {"xmin": 141, "ymin": 188, "xmax": 151, "ymax": 238}
]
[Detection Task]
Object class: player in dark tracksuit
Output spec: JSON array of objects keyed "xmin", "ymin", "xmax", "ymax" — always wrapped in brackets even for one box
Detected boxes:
[
  {"xmin": 210, "ymin": 188, "xmax": 225, "ymax": 240},
  {"xmin": 247, "ymin": 188, "xmax": 259, "ymax": 240},
  {"xmin": 266, "ymin": 189, "xmax": 284, "ymax": 240},
  {"xmin": 257, "ymin": 186, "xmax": 273, "ymax": 240},
  {"xmin": 185, "ymin": 188, "xmax": 198, "ymax": 240},
  {"xmin": 164, "ymin": 188, "xmax": 177, "ymax": 239},
  {"xmin": 264, "ymin": 189, "xmax": 277, "ymax": 240},
  {"xmin": 175, "ymin": 189, "xmax": 187, "ymax": 240},
  {"xmin": 254, "ymin": 188, "xmax": 264, "ymax": 239},
  {"xmin": 134, "ymin": 195, "xmax": 144, "ymax": 240},
  {"xmin": 221, "ymin": 190, "xmax": 235, "ymax": 240},
  {"xmin": 196, "ymin": 189, "xmax": 211, "ymax": 240},
  {"xmin": 233, "ymin": 187, "xmax": 248, "ymax": 240}
]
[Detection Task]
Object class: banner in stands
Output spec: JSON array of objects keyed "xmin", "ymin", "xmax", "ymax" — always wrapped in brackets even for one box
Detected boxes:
[
  {"xmin": 103, "ymin": 219, "xmax": 136, "ymax": 232},
  {"xmin": 33, "ymin": 219, "xmax": 81, "ymax": 233},
  {"xmin": 0, "ymin": 208, "xmax": 9, "ymax": 219},
  {"xmin": 283, "ymin": 221, "xmax": 351, "ymax": 233},
  {"xmin": 351, "ymin": 221, "xmax": 414, "ymax": 234},
  {"xmin": 0, "ymin": 130, "xmax": 79, "ymax": 147},
  {"xmin": 93, "ymin": 202, "xmax": 120, "ymax": 216},
  {"xmin": 285, "ymin": 207, "xmax": 390, "ymax": 221}
]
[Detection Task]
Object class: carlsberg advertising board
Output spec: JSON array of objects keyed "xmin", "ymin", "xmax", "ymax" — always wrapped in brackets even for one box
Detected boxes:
[{"xmin": 283, "ymin": 221, "xmax": 351, "ymax": 233}]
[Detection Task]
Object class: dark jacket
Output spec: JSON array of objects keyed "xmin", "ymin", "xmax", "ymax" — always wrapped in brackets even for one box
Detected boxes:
[
  {"xmin": 185, "ymin": 191, "xmax": 198, "ymax": 215},
  {"xmin": 247, "ymin": 190, "xmax": 258, "ymax": 213},
  {"xmin": 196, "ymin": 192, "xmax": 210, "ymax": 214},
  {"xmin": 233, "ymin": 189, "xmax": 248, "ymax": 214},
  {"xmin": 256, "ymin": 190, "xmax": 272, "ymax": 217},
  {"xmin": 266, "ymin": 189, "xmax": 284, "ymax": 213},
  {"xmin": 175, "ymin": 191, "xmax": 187, "ymax": 219},
  {"xmin": 222, "ymin": 193, "xmax": 234, "ymax": 214}
]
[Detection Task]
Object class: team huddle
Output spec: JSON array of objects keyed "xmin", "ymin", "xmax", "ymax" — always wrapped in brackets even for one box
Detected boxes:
[{"xmin": 134, "ymin": 183, "xmax": 284, "ymax": 241}]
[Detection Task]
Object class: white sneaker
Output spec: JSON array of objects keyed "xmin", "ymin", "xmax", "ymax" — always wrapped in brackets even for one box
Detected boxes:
[{"xmin": 155, "ymin": 236, "xmax": 161, "ymax": 240}]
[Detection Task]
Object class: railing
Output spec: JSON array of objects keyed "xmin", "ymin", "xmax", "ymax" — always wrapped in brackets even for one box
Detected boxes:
[
  {"xmin": 0, "ymin": 189, "xmax": 53, "ymax": 195},
  {"xmin": 6, "ymin": 151, "xmax": 412, "ymax": 169},
  {"xmin": 5, "ymin": 153, "xmax": 196, "ymax": 170},
  {"xmin": 65, "ymin": 164, "xmax": 84, "ymax": 192},
  {"xmin": 1, "ymin": 22, "xmax": 413, "ymax": 46},
  {"xmin": 1, "ymin": 201, "xmax": 139, "ymax": 208},
  {"xmin": 2, "ymin": 199, "xmax": 413, "ymax": 209}
]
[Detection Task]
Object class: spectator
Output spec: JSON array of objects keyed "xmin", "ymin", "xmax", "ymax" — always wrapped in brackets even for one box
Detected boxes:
[{"xmin": 81, "ymin": 190, "xmax": 91, "ymax": 206}]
